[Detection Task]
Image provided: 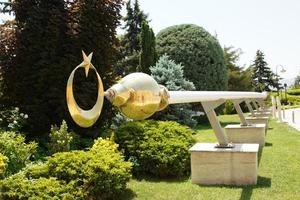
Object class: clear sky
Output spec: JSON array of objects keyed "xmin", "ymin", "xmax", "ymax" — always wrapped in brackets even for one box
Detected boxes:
[
  {"xmin": 131, "ymin": 0, "xmax": 300, "ymax": 83},
  {"xmin": 1, "ymin": 0, "xmax": 300, "ymax": 83}
]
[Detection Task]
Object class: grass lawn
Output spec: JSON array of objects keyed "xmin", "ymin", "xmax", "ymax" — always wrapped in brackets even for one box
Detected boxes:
[{"xmin": 121, "ymin": 114, "xmax": 300, "ymax": 200}]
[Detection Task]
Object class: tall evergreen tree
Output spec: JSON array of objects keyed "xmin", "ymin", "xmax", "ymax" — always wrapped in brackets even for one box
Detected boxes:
[
  {"xmin": 251, "ymin": 50, "xmax": 274, "ymax": 92},
  {"xmin": 139, "ymin": 21, "xmax": 156, "ymax": 74},
  {"xmin": 115, "ymin": 0, "xmax": 148, "ymax": 75},
  {"xmin": 0, "ymin": 0, "xmax": 122, "ymax": 136},
  {"xmin": 224, "ymin": 46, "xmax": 253, "ymax": 91}
]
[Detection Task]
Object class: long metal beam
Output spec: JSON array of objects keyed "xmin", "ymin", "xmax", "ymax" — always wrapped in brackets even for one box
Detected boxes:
[{"xmin": 168, "ymin": 91, "xmax": 267, "ymax": 104}]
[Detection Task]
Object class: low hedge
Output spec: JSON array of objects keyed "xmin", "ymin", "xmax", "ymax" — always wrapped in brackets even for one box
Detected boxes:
[
  {"xmin": 115, "ymin": 120, "xmax": 196, "ymax": 178},
  {"xmin": 287, "ymin": 89, "xmax": 300, "ymax": 95},
  {"xmin": 0, "ymin": 138, "xmax": 132, "ymax": 200}
]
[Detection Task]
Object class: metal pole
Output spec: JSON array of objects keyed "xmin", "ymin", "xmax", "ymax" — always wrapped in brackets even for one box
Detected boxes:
[{"xmin": 292, "ymin": 111, "xmax": 295, "ymax": 123}]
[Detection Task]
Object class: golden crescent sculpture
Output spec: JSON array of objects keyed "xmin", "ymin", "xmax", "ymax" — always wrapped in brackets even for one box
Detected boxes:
[{"xmin": 66, "ymin": 51, "xmax": 104, "ymax": 128}]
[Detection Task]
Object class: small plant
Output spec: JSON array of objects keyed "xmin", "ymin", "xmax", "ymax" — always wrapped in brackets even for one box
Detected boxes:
[
  {"xmin": 0, "ymin": 107, "xmax": 28, "ymax": 132},
  {"xmin": 116, "ymin": 120, "xmax": 196, "ymax": 177},
  {"xmin": 48, "ymin": 120, "xmax": 73, "ymax": 154},
  {"xmin": 0, "ymin": 153, "xmax": 8, "ymax": 177},
  {"xmin": 0, "ymin": 131, "xmax": 37, "ymax": 175}
]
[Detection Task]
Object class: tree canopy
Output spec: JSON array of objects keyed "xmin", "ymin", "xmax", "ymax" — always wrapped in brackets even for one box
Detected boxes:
[
  {"xmin": 156, "ymin": 24, "xmax": 227, "ymax": 91},
  {"xmin": 0, "ymin": 0, "xmax": 122, "ymax": 136}
]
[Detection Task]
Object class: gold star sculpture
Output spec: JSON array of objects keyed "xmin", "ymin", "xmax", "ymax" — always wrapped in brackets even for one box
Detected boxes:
[{"xmin": 66, "ymin": 51, "xmax": 104, "ymax": 128}]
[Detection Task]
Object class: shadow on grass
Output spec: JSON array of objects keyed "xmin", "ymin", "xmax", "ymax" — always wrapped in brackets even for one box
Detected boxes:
[
  {"xmin": 265, "ymin": 142, "xmax": 273, "ymax": 147},
  {"xmin": 239, "ymin": 176, "xmax": 272, "ymax": 200},
  {"xmin": 119, "ymin": 188, "xmax": 137, "ymax": 200},
  {"xmin": 220, "ymin": 121, "xmax": 240, "ymax": 127},
  {"xmin": 133, "ymin": 175, "xmax": 190, "ymax": 183}
]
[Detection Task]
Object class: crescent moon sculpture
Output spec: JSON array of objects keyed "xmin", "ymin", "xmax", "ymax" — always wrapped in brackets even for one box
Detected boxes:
[{"xmin": 66, "ymin": 51, "xmax": 104, "ymax": 128}]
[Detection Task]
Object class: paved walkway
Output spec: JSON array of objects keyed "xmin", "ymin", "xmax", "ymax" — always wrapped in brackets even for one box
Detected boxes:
[{"xmin": 282, "ymin": 108, "xmax": 300, "ymax": 131}]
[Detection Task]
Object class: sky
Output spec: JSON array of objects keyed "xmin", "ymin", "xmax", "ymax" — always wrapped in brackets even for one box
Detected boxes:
[{"xmin": 1, "ymin": 0, "xmax": 300, "ymax": 83}]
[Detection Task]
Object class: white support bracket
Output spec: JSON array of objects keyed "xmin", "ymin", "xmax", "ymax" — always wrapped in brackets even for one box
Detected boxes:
[
  {"xmin": 232, "ymin": 99, "xmax": 249, "ymax": 126},
  {"xmin": 245, "ymin": 99, "xmax": 255, "ymax": 116},
  {"xmin": 202, "ymin": 100, "xmax": 233, "ymax": 148},
  {"xmin": 252, "ymin": 99, "xmax": 259, "ymax": 111}
]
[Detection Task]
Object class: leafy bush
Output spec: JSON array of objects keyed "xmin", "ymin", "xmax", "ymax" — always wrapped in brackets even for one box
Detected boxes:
[
  {"xmin": 0, "ymin": 131, "xmax": 37, "ymax": 175},
  {"xmin": 0, "ymin": 107, "xmax": 28, "ymax": 132},
  {"xmin": 0, "ymin": 153, "xmax": 8, "ymax": 177},
  {"xmin": 48, "ymin": 120, "xmax": 73, "ymax": 154},
  {"xmin": 222, "ymin": 100, "xmax": 236, "ymax": 115},
  {"xmin": 4, "ymin": 138, "xmax": 132, "ymax": 199},
  {"xmin": 150, "ymin": 55, "xmax": 197, "ymax": 127},
  {"xmin": 156, "ymin": 24, "xmax": 227, "ymax": 91},
  {"xmin": 0, "ymin": 174, "xmax": 83, "ymax": 200},
  {"xmin": 115, "ymin": 120, "xmax": 196, "ymax": 177},
  {"xmin": 287, "ymin": 89, "xmax": 300, "ymax": 95}
]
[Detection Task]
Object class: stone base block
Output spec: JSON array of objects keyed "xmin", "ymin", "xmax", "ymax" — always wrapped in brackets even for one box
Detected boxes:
[
  {"xmin": 246, "ymin": 116, "xmax": 269, "ymax": 132},
  {"xmin": 225, "ymin": 124, "xmax": 265, "ymax": 146},
  {"xmin": 252, "ymin": 112, "xmax": 271, "ymax": 117},
  {"xmin": 189, "ymin": 143, "xmax": 259, "ymax": 185}
]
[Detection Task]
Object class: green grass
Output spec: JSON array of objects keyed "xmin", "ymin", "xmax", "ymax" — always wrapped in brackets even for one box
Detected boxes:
[{"xmin": 121, "ymin": 114, "xmax": 300, "ymax": 200}]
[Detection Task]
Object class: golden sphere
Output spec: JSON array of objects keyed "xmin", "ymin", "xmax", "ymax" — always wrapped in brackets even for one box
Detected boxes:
[{"xmin": 110, "ymin": 73, "xmax": 163, "ymax": 120}]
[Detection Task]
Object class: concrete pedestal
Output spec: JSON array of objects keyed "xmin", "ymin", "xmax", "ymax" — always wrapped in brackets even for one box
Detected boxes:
[
  {"xmin": 252, "ymin": 111, "xmax": 271, "ymax": 117},
  {"xmin": 225, "ymin": 124, "xmax": 266, "ymax": 146},
  {"xmin": 189, "ymin": 143, "xmax": 259, "ymax": 185},
  {"xmin": 245, "ymin": 116, "xmax": 269, "ymax": 132}
]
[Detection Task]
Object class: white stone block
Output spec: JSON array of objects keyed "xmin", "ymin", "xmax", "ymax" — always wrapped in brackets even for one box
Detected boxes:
[
  {"xmin": 189, "ymin": 143, "xmax": 259, "ymax": 185},
  {"xmin": 225, "ymin": 124, "xmax": 266, "ymax": 146},
  {"xmin": 246, "ymin": 116, "xmax": 269, "ymax": 132}
]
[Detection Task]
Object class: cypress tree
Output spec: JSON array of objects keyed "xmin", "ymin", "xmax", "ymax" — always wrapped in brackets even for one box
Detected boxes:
[{"xmin": 139, "ymin": 21, "xmax": 156, "ymax": 74}]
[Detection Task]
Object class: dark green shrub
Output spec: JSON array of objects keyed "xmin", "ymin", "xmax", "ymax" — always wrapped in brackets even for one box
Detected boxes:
[
  {"xmin": 115, "ymin": 120, "xmax": 196, "ymax": 177},
  {"xmin": 287, "ymin": 89, "xmax": 300, "ymax": 95},
  {"xmin": 156, "ymin": 24, "xmax": 227, "ymax": 91},
  {"xmin": 11, "ymin": 138, "xmax": 132, "ymax": 199},
  {"xmin": 0, "ymin": 131, "xmax": 37, "ymax": 175},
  {"xmin": 0, "ymin": 174, "xmax": 83, "ymax": 200}
]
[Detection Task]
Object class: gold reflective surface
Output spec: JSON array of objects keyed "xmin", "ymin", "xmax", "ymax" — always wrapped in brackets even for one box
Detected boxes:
[
  {"xmin": 109, "ymin": 73, "xmax": 168, "ymax": 120},
  {"xmin": 66, "ymin": 51, "xmax": 104, "ymax": 127}
]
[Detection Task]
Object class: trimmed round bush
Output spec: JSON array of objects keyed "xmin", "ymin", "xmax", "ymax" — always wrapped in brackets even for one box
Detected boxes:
[
  {"xmin": 115, "ymin": 120, "xmax": 196, "ymax": 178},
  {"xmin": 156, "ymin": 24, "xmax": 227, "ymax": 91},
  {"xmin": 0, "ymin": 138, "xmax": 132, "ymax": 200}
]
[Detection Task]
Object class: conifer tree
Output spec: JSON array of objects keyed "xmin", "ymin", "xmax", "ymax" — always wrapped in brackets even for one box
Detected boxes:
[
  {"xmin": 116, "ymin": 0, "xmax": 148, "ymax": 74},
  {"xmin": 150, "ymin": 55, "xmax": 197, "ymax": 127},
  {"xmin": 0, "ymin": 0, "xmax": 122, "ymax": 136},
  {"xmin": 139, "ymin": 21, "xmax": 156, "ymax": 74},
  {"xmin": 224, "ymin": 46, "xmax": 253, "ymax": 91},
  {"xmin": 251, "ymin": 50, "xmax": 274, "ymax": 92}
]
